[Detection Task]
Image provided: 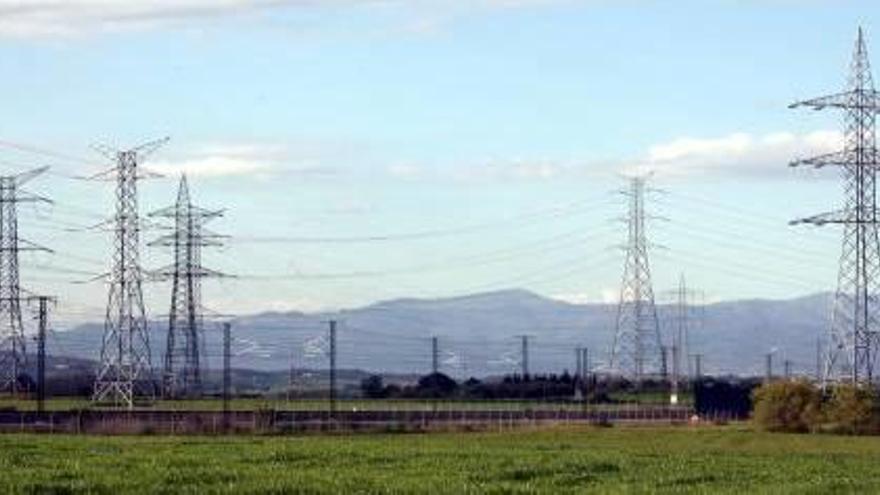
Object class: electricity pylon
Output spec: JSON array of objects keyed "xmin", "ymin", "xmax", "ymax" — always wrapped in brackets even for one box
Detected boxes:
[
  {"xmin": 92, "ymin": 138, "xmax": 168, "ymax": 408},
  {"xmin": 150, "ymin": 175, "xmax": 225, "ymax": 398},
  {"xmin": 790, "ymin": 28, "xmax": 880, "ymax": 384},
  {"xmin": 0, "ymin": 167, "xmax": 50, "ymax": 394},
  {"xmin": 610, "ymin": 176, "xmax": 663, "ymax": 381}
]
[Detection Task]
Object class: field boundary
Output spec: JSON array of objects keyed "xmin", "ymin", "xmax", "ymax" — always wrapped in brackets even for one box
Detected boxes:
[{"xmin": 0, "ymin": 406, "xmax": 700, "ymax": 435}]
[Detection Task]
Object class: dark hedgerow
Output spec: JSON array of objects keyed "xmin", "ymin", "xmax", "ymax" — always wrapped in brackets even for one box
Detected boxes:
[{"xmin": 752, "ymin": 381, "xmax": 880, "ymax": 435}]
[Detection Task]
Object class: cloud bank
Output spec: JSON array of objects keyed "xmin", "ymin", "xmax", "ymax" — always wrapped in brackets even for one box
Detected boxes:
[
  {"xmin": 631, "ymin": 130, "xmax": 843, "ymax": 179},
  {"xmin": 149, "ymin": 142, "xmax": 338, "ymax": 178},
  {"xmin": 0, "ymin": 0, "xmax": 564, "ymax": 38},
  {"xmin": 153, "ymin": 129, "xmax": 842, "ymax": 181},
  {"xmin": 412, "ymin": 129, "xmax": 844, "ymax": 184}
]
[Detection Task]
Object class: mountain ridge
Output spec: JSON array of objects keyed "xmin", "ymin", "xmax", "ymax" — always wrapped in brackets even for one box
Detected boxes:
[{"xmin": 49, "ymin": 289, "xmax": 833, "ymax": 378}]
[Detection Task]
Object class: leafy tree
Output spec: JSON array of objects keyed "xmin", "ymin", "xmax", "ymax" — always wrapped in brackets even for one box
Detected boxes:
[
  {"xmin": 360, "ymin": 375, "xmax": 387, "ymax": 399},
  {"xmin": 416, "ymin": 373, "xmax": 458, "ymax": 398},
  {"xmin": 825, "ymin": 384, "xmax": 878, "ymax": 435},
  {"xmin": 752, "ymin": 380, "xmax": 822, "ymax": 433}
]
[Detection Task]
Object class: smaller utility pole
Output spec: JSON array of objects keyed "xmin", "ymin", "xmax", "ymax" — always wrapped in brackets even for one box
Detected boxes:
[
  {"xmin": 784, "ymin": 359, "xmax": 793, "ymax": 380},
  {"xmin": 660, "ymin": 345, "xmax": 669, "ymax": 378},
  {"xmin": 581, "ymin": 347, "xmax": 589, "ymax": 382},
  {"xmin": 33, "ymin": 296, "xmax": 52, "ymax": 414},
  {"xmin": 765, "ymin": 353, "xmax": 774, "ymax": 383},
  {"xmin": 329, "ymin": 320, "xmax": 337, "ymax": 416},
  {"xmin": 222, "ymin": 322, "xmax": 231, "ymax": 428},
  {"xmin": 581, "ymin": 347, "xmax": 591, "ymax": 402},
  {"xmin": 670, "ymin": 343, "xmax": 680, "ymax": 405},
  {"xmin": 431, "ymin": 336, "xmax": 439, "ymax": 375},
  {"xmin": 691, "ymin": 353, "xmax": 703, "ymax": 379},
  {"xmin": 287, "ymin": 348, "xmax": 295, "ymax": 403},
  {"xmin": 520, "ymin": 335, "xmax": 529, "ymax": 378}
]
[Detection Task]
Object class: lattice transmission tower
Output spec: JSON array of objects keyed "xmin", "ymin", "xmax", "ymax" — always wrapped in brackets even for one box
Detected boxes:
[
  {"xmin": 790, "ymin": 28, "xmax": 880, "ymax": 385},
  {"xmin": 150, "ymin": 175, "xmax": 225, "ymax": 398},
  {"xmin": 93, "ymin": 138, "xmax": 168, "ymax": 408},
  {"xmin": 610, "ymin": 176, "xmax": 663, "ymax": 380},
  {"xmin": 0, "ymin": 167, "xmax": 50, "ymax": 394}
]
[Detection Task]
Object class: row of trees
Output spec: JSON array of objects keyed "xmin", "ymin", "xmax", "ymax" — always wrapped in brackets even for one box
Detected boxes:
[
  {"xmin": 361, "ymin": 372, "xmax": 675, "ymax": 402},
  {"xmin": 752, "ymin": 380, "xmax": 880, "ymax": 435}
]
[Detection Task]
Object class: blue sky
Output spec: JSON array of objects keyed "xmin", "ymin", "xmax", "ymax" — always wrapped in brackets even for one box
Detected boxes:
[{"xmin": 0, "ymin": 0, "xmax": 874, "ymax": 321}]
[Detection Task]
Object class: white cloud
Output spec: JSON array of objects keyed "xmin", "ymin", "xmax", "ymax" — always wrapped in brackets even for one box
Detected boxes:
[
  {"xmin": 149, "ymin": 155, "xmax": 270, "ymax": 178},
  {"xmin": 148, "ymin": 141, "xmax": 339, "ymax": 178},
  {"xmin": 148, "ymin": 142, "xmax": 280, "ymax": 178},
  {"xmin": 509, "ymin": 160, "xmax": 566, "ymax": 180},
  {"xmin": 0, "ymin": 0, "xmax": 566, "ymax": 38},
  {"xmin": 626, "ymin": 130, "xmax": 843, "ymax": 179},
  {"xmin": 550, "ymin": 288, "xmax": 618, "ymax": 305},
  {"xmin": 647, "ymin": 133, "xmax": 753, "ymax": 164},
  {"xmin": 195, "ymin": 142, "xmax": 288, "ymax": 158},
  {"xmin": 384, "ymin": 129, "xmax": 843, "ymax": 185},
  {"xmin": 452, "ymin": 158, "xmax": 576, "ymax": 183},
  {"xmin": 382, "ymin": 157, "xmax": 578, "ymax": 183},
  {"xmin": 0, "ymin": 0, "xmax": 268, "ymax": 37},
  {"xmin": 251, "ymin": 296, "xmax": 329, "ymax": 314}
]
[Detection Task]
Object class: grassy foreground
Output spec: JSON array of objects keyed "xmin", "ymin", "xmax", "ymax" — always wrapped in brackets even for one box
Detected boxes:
[{"xmin": 0, "ymin": 426, "xmax": 877, "ymax": 494}]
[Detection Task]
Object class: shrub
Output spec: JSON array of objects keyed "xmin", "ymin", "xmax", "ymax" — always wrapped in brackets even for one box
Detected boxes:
[
  {"xmin": 752, "ymin": 380, "xmax": 822, "ymax": 433},
  {"xmin": 360, "ymin": 375, "xmax": 387, "ymax": 399},
  {"xmin": 824, "ymin": 384, "xmax": 879, "ymax": 435},
  {"xmin": 415, "ymin": 373, "xmax": 458, "ymax": 398}
]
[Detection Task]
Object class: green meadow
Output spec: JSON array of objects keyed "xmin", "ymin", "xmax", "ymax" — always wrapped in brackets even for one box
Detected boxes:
[{"xmin": 0, "ymin": 426, "xmax": 877, "ymax": 494}]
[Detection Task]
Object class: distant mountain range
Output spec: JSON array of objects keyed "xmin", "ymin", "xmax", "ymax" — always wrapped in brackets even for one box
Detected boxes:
[{"xmin": 48, "ymin": 290, "xmax": 832, "ymax": 379}]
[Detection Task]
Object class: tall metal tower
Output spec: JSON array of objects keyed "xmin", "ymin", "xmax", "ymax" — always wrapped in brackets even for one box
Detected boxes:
[
  {"xmin": 150, "ymin": 175, "xmax": 225, "ymax": 398},
  {"xmin": 790, "ymin": 28, "xmax": 880, "ymax": 384},
  {"xmin": 93, "ymin": 138, "xmax": 168, "ymax": 408},
  {"xmin": 610, "ymin": 176, "xmax": 663, "ymax": 380},
  {"xmin": 0, "ymin": 167, "xmax": 50, "ymax": 394}
]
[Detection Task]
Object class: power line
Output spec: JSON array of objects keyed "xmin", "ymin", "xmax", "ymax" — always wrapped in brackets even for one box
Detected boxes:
[
  {"xmin": 234, "ymin": 230, "xmax": 598, "ymax": 281},
  {"xmin": 232, "ymin": 197, "xmax": 609, "ymax": 245},
  {"xmin": 0, "ymin": 139, "xmax": 99, "ymax": 169}
]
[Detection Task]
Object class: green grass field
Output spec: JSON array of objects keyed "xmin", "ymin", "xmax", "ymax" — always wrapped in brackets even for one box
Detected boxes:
[{"xmin": 0, "ymin": 426, "xmax": 878, "ymax": 493}]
